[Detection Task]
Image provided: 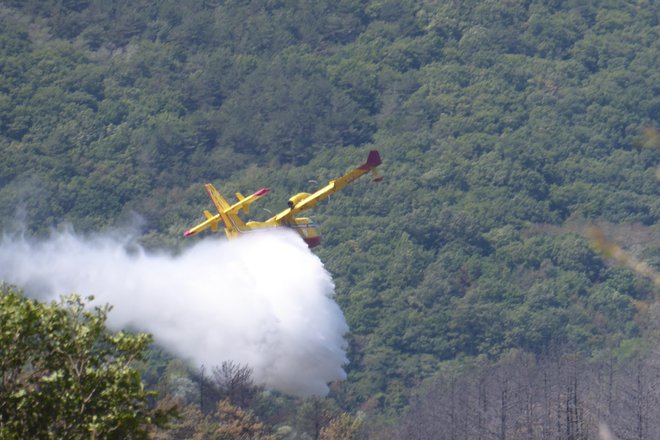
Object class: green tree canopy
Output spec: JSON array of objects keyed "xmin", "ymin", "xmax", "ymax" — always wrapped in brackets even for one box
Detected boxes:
[{"xmin": 0, "ymin": 288, "xmax": 164, "ymax": 439}]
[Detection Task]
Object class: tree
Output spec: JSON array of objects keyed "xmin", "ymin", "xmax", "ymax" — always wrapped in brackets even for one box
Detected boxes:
[
  {"xmin": 213, "ymin": 399, "xmax": 275, "ymax": 440},
  {"xmin": 197, "ymin": 361, "xmax": 263, "ymax": 413},
  {"xmin": 296, "ymin": 397, "xmax": 339, "ymax": 440},
  {"xmin": 319, "ymin": 412, "xmax": 365, "ymax": 440},
  {"xmin": 0, "ymin": 288, "xmax": 164, "ymax": 439}
]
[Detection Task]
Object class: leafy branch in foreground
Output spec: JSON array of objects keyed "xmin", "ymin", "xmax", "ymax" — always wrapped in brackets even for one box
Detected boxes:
[{"xmin": 0, "ymin": 288, "xmax": 169, "ymax": 439}]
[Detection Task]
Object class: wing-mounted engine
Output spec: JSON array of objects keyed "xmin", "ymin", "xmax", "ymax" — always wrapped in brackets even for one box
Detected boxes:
[{"xmin": 288, "ymin": 192, "xmax": 311, "ymax": 209}]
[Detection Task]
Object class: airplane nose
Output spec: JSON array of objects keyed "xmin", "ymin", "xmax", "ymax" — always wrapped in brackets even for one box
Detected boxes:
[{"xmin": 304, "ymin": 236, "xmax": 321, "ymax": 247}]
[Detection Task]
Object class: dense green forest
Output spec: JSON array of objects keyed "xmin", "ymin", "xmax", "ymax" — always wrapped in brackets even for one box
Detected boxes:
[{"xmin": 0, "ymin": 0, "xmax": 658, "ymax": 438}]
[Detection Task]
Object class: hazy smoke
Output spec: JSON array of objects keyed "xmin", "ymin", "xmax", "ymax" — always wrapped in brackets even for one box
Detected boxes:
[{"xmin": 0, "ymin": 228, "xmax": 348, "ymax": 397}]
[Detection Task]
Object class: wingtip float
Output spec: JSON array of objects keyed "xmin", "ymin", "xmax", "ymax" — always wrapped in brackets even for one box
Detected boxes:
[{"xmin": 184, "ymin": 150, "xmax": 382, "ymax": 247}]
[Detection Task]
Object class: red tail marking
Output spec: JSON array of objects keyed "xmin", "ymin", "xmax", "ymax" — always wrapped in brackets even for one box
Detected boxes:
[{"xmin": 359, "ymin": 150, "xmax": 382, "ymax": 170}]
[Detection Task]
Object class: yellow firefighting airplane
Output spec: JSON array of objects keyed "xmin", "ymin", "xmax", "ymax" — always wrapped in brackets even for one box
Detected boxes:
[{"xmin": 183, "ymin": 150, "xmax": 382, "ymax": 247}]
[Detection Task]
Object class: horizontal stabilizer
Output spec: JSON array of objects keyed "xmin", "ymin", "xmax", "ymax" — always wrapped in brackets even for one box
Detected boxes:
[{"xmin": 371, "ymin": 168, "xmax": 384, "ymax": 182}]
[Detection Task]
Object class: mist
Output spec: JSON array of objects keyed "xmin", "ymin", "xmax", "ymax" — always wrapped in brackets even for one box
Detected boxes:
[{"xmin": 0, "ymin": 228, "xmax": 348, "ymax": 397}]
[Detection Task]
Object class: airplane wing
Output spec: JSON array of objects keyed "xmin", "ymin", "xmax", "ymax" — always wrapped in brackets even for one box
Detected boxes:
[
  {"xmin": 184, "ymin": 184, "xmax": 270, "ymax": 237},
  {"xmin": 183, "ymin": 210, "xmax": 221, "ymax": 237},
  {"xmin": 271, "ymin": 150, "xmax": 382, "ymax": 223},
  {"xmin": 205, "ymin": 184, "xmax": 231, "ymax": 212},
  {"xmin": 182, "ymin": 184, "xmax": 230, "ymax": 237},
  {"xmin": 226, "ymin": 188, "xmax": 270, "ymax": 214}
]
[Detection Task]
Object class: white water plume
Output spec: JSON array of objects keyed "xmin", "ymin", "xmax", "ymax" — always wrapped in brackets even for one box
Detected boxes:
[{"xmin": 0, "ymin": 228, "xmax": 348, "ymax": 397}]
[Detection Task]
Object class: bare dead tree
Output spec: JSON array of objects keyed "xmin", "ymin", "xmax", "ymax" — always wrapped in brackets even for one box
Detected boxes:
[
  {"xmin": 193, "ymin": 360, "xmax": 262, "ymax": 413},
  {"xmin": 610, "ymin": 352, "xmax": 659, "ymax": 440},
  {"xmin": 394, "ymin": 347, "xmax": 658, "ymax": 440}
]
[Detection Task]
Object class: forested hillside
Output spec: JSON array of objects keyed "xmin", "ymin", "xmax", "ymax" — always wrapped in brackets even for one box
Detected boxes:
[{"xmin": 1, "ymin": 0, "xmax": 658, "ymax": 438}]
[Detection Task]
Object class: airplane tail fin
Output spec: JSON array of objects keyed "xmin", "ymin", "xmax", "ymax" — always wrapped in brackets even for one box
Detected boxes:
[
  {"xmin": 359, "ymin": 150, "xmax": 382, "ymax": 170},
  {"xmin": 363, "ymin": 150, "xmax": 383, "ymax": 181}
]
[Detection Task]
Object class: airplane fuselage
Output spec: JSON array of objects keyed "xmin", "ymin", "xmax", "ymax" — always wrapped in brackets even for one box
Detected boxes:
[
  {"xmin": 184, "ymin": 150, "xmax": 381, "ymax": 247},
  {"xmin": 244, "ymin": 217, "xmax": 321, "ymax": 247}
]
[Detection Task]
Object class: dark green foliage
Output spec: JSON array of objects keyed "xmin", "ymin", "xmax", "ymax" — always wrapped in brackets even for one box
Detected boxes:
[{"xmin": 216, "ymin": 49, "xmax": 374, "ymax": 164}]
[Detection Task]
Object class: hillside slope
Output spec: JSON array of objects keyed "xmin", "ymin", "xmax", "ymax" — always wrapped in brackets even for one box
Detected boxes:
[{"xmin": 0, "ymin": 0, "xmax": 658, "ymax": 416}]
